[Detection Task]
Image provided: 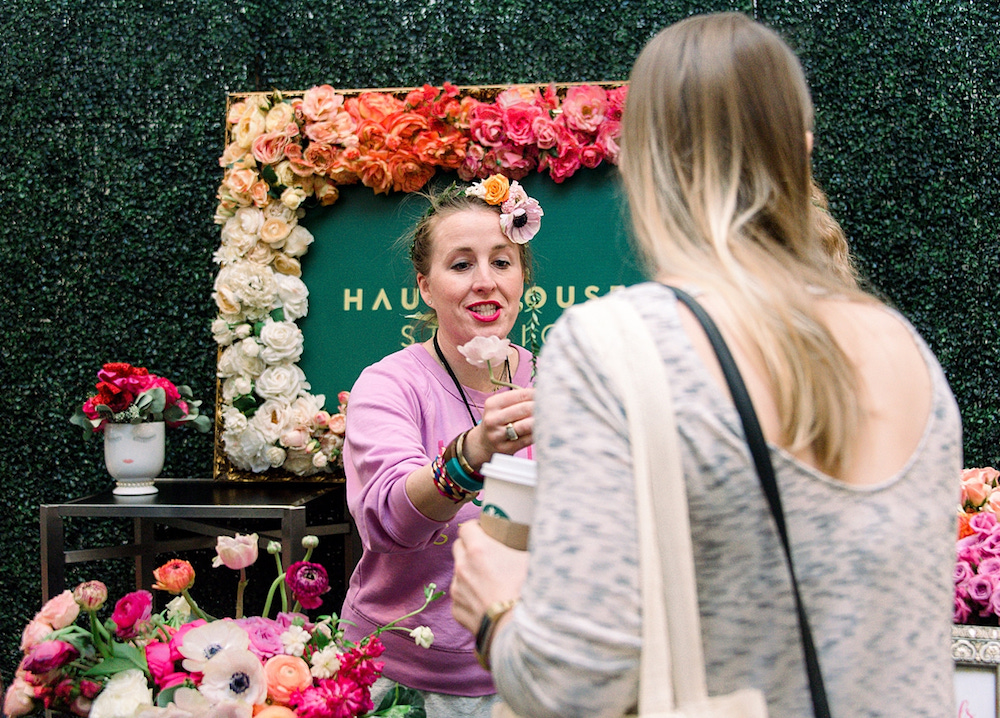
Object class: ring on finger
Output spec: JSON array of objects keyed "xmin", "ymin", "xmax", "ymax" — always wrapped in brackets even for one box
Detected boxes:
[{"xmin": 505, "ymin": 422, "xmax": 519, "ymax": 442}]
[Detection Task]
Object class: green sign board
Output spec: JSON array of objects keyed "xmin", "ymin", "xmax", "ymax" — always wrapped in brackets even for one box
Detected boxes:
[{"xmin": 297, "ymin": 164, "xmax": 645, "ymax": 399}]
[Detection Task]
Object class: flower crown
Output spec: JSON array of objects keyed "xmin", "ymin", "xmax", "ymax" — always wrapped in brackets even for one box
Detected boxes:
[{"xmin": 465, "ymin": 174, "xmax": 543, "ymax": 244}]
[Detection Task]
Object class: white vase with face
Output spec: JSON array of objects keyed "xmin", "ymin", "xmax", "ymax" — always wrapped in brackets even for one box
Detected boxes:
[{"xmin": 103, "ymin": 422, "xmax": 164, "ymax": 495}]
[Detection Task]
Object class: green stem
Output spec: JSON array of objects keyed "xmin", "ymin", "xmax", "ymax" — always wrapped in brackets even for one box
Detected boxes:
[
  {"xmin": 372, "ymin": 589, "xmax": 438, "ymax": 637},
  {"xmin": 262, "ymin": 573, "xmax": 285, "ymax": 619},
  {"xmin": 180, "ymin": 588, "xmax": 212, "ymax": 622},
  {"xmin": 235, "ymin": 567, "xmax": 248, "ymax": 619},
  {"xmin": 487, "ymin": 361, "xmax": 521, "ymax": 390},
  {"xmin": 87, "ymin": 611, "xmax": 111, "ymax": 659}
]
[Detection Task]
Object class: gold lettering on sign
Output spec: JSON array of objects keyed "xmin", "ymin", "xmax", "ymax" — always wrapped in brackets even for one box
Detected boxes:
[
  {"xmin": 344, "ymin": 288, "xmax": 363, "ymax": 311},
  {"xmin": 372, "ymin": 288, "xmax": 392, "ymax": 311},
  {"xmin": 401, "ymin": 288, "xmax": 420, "ymax": 311},
  {"xmin": 401, "ymin": 325, "xmax": 416, "ymax": 347},
  {"xmin": 585, "ymin": 285, "xmax": 601, "ymax": 299},
  {"xmin": 556, "ymin": 286, "xmax": 575, "ymax": 308}
]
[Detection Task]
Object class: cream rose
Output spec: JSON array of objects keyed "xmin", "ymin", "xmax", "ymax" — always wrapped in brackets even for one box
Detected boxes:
[
  {"xmin": 234, "ymin": 108, "xmax": 267, "ymax": 149},
  {"xmin": 266, "ymin": 102, "xmax": 297, "ymax": 132},
  {"xmin": 251, "ymin": 399, "xmax": 293, "ymax": 444},
  {"xmin": 246, "ymin": 240, "xmax": 276, "ymax": 266},
  {"xmin": 282, "ymin": 225, "xmax": 314, "ymax": 258},
  {"xmin": 289, "ymin": 394, "xmax": 325, "ymax": 427},
  {"xmin": 281, "ymin": 186, "xmax": 308, "ymax": 210},
  {"xmin": 272, "ymin": 253, "xmax": 302, "ymax": 277},
  {"xmin": 260, "ymin": 217, "xmax": 292, "ymax": 245}
]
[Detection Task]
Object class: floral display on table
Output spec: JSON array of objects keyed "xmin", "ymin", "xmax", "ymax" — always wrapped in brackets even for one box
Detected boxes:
[
  {"xmin": 70, "ymin": 363, "xmax": 211, "ymax": 437},
  {"xmin": 955, "ymin": 466, "xmax": 1000, "ymax": 624},
  {"xmin": 212, "ymin": 81, "xmax": 627, "ymax": 478},
  {"xmin": 5, "ymin": 535, "xmax": 440, "ymax": 717}
]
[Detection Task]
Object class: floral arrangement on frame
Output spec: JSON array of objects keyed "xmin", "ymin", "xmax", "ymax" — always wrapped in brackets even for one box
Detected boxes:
[
  {"xmin": 5, "ymin": 534, "xmax": 440, "ymax": 717},
  {"xmin": 211, "ymin": 81, "xmax": 627, "ymax": 480},
  {"xmin": 955, "ymin": 466, "xmax": 1000, "ymax": 625}
]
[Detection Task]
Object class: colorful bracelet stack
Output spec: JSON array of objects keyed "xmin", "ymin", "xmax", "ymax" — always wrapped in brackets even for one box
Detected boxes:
[
  {"xmin": 431, "ymin": 431, "xmax": 483, "ymax": 504},
  {"xmin": 431, "ymin": 430, "xmax": 485, "ymax": 503}
]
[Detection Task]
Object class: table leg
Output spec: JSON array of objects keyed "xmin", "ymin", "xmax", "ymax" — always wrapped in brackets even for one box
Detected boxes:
[
  {"xmin": 282, "ymin": 505, "xmax": 308, "ymax": 571},
  {"xmin": 135, "ymin": 518, "xmax": 157, "ymax": 593},
  {"xmin": 40, "ymin": 505, "xmax": 65, "ymax": 602}
]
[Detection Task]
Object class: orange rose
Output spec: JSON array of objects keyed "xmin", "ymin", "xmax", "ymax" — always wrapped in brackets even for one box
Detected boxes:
[
  {"xmin": 349, "ymin": 92, "xmax": 405, "ymax": 123},
  {"xmin": 152, "ymin": 559, "xmax": 196, "ymax": 594},
  {"xmin": 389, "ymin": 153, "xmax": 435, "ymax": 194},
  {"xmin": 264, "ymin": 654, "xmax": 312, "ymax": 705},
  {"xmin": 958, "ymin": 511, "xmax": 974, "ymax": 540},
  {"xmin": 314, "ymin": 177, "xmax": 340, "ymax": 206},
  {"xmin": 480, "ymin": 174, "xmax": 510, "ymax": 205},
  {"xmin": 359, "ymin": 153, "xmax": 392, "ymax": 195}
]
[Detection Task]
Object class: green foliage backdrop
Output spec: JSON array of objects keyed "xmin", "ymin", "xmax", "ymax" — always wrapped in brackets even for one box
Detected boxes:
[{"xmin": 1, "ymin": 0, "xmax": 996, "ymax": 684}]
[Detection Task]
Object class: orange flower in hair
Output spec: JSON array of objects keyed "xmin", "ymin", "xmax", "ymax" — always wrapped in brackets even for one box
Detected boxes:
[{"xmin": 472, "ymin": 174, "xmax": 510, "ymax": 205}]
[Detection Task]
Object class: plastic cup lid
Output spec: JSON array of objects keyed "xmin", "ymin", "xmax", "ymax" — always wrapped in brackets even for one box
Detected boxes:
[{"xmin": 481, "ymin": 453, "xmax": 537, "ymax": 486}]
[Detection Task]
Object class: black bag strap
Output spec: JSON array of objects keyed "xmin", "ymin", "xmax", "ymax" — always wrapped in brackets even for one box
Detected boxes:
[{"xmin": 667, "ymin": 284, "xmax": 832, "ymax": 718}]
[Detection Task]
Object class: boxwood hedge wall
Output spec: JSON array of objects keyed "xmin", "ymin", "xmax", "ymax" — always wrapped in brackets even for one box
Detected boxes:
[{"xmin": 1, "ymin": 0, "xmax": 996, "ymax": 686}]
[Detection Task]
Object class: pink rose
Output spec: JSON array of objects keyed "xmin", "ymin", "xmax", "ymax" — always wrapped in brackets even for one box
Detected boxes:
[
  {"xmin": 597, "ymin": 119, "xmax": 622, "ymax": 164},
  {"xmin": 281, "ymin": 427, "xmax": 311, "ymax": 450},
  {"xmin": 955, "ymin": 595, "xmax": 972, "ymax": 624},
  {"xmin": 497, "ymin": 147, "xmax": 536, "ymax": 180},
  {"xmin": 579, "ymin": 143, "xmax": 606, "ymax": 169},
  {"xmin": 36, "ymin": 591, "xmax": 80, "ymax": 631},
  {"xmin": 301, "ymin": 85, "xmax": 345, "ymax": 123},
  {"xmin": 111, "ymin": 590, "xmax": 153, "ymax": 639},
  {"xmin": 962, "ymin": 475, "xmax": 991, "ymax": 509},
  {"xmin": 236, "ymin": 616, "xmax": 285, "ymax": 660},
  {"xmin": 458, "ymin": 142, "xmax": 486, "ymax": 181},
  {"xmin": 542, "ymin": 141, "xmax": 583, "ymax": 184},
  {"xmin": 470, "ymin": 104, "xmax": 505, "ymax": 147},
  {"xmin": 501, "ymin": 103, "xmax": 543, "ymax": 146},
  {"xmin": 531, "ymin": 115, "xmax": 561, "ymax": 150},
  {"xmin": 23, "ymin": 640, "xmax": 79, "ymax": 673},
  {"xmin": 252, "ymin": 131, "xmax": 290, "ymax": 165},
  {"xmin": 607, "ymin": 85, "xmax": 628, "ymax": 121},
  {"xmin": 561, "ymin": 85, "xmax": 608, "ymax": 134},
  {"xmin": 970, "ymin": 511, "xmax": 999, "ymax": 535},
  {"xmin": 327, "ymin": 413, "xmax": 346, "ymax": 434},
  {"xmin": 305, "ymin": 115, "xmax": 355, "ymax": 145}
]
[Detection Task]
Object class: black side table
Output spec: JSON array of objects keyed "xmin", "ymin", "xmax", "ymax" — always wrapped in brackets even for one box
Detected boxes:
[{"xmin": 40, "ymin": 478, "xmax": 359, "ymax": 601}]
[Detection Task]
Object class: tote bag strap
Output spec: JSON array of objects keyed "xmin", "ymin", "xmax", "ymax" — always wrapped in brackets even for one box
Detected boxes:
[
  {"xmin": 575, "ymin": 294, "xmax": 709, "ymax": 712},
  {"xmin": 665, "ymin": 285, "xmax": 831, "ymax": 718}
]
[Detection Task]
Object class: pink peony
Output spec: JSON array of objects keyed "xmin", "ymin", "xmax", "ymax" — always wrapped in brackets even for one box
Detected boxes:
[
  {"xmin": 561, "ymin": 85, "xmax": 608, "ymax": 134},
  {"xmin": 111, "ymin": 590, "xmax": 153, "ymax": 639}
]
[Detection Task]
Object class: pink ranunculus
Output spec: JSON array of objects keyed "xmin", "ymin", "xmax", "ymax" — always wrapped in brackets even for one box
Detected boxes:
[
  {"xmin": 300, "ymin": 85, "xmax": 345, "ymax": 123},
  {"xmin": 20, "ymin": 619, "xmax": 54, "ymax": 651},
  {"xmin": 3, "ymin": 675, "xmax": 35, "ymax": 717},
  {"xmin": 23, "ymin": 640, "xmax": 79, "ymax": 673},
  {"xmin": 73, "ymin": 580, "xmax": 109, "ymax": 611},
  {"xmin": 285, "ymin": 562, "xmax": 331, "ymax": 610},
  {"xmin": 111, "ymin": 590, "xmax": 153, "ymax": 639},
  {"xmin": 145, "ymin": 640, "xmax": 188, "ymax": 690},
  {"xmin": 213, "ymin": 532, "xmax": 260, "ymax": 570},
  {"xmin": 561, "ymin": 84, "xmax": 608, "ymax": 135},
  {"xmin": 469, "ymin": 104, "xmax": 505, "ymax": 147},
  {"xmin": 36, "ymin": 591, "xmax": 81, "ymax": 631}
]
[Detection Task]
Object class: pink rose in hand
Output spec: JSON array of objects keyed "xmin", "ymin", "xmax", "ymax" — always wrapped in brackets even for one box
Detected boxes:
[{"xmin": 458, "ymin": 336, "xmax": 511, "ymax": 369}]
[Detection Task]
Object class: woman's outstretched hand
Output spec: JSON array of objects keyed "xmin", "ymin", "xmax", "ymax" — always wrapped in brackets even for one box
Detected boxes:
[{"xmin": 464, "ymin": 387, "xmax": 534, "ymax": 469}]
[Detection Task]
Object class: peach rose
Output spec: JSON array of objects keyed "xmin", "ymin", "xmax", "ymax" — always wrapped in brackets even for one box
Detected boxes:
[
  {"xmin": 261, "ymin": 218, "xmax": 292, "ymax": 244},
  {"xmin": 272, "ymin": 254, "xmax": 302, "ymax": 277},
  {"xmin": 226, "ymin": 168, "xmax": 258, "ymax": 195},
  {"xmin": 37, "ymin": 590, "xmax": 81, "ymax": 630},
  {"xmin": 327, "ymin": 413, "xmax": 346, "ymax": 434},
  {"xmin": 227, "ymin": 101, "xmax": 247, "ymax": 125},
  {"xmin": 264, "ymin": 654, "xmax": 312, "ymax": 705},
  {"xmin": 303, "ymin": 142, "xmax": 338, "ymax": 175},
  {"xmin": 219, "ymin": 141, "xmax": 253, "ymax": 169},
  {"xmin": 283, "ymin": 143, "xmax": 315, "ymax": 176},
  {"xmin": 252, "ymin": 132, "xmax": 289, "ymax": 165},
  {"xmin": 349, "ymin": 92, "xmax": 405, "ymax": 123},
  {"xmin": 256, "ymin": 707, "xmax": 297, "ymax": 718},
  {"xmin": 250, "ymin": 180, "xmax": 270, "ymax": 208},
  {"xmin": 313, "ymin": 177, "xmax": 340, "ymax": 207},
  {"xmin": 389, "ymin": 154, "xmax": 435, "ymax": 194},
  {"xmin": 384, "ymin": 111, "xmax": 430, "ymax": 147},
  {"xmin": 359, "ymin": 153, "xmax": 392, "ymax": 195},
  {"xmin": 300, "ymin": 85, "xmax": 344, "ymax": 123}
]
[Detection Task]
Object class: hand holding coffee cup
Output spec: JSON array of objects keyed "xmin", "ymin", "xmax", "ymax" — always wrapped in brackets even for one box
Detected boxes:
[{"xmin": 479, "ymin": 454, "xmax": 537, "ymax": 550}]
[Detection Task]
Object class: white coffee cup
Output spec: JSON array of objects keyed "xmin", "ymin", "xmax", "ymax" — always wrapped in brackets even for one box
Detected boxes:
[{"xmin": 479, "ymin": 454, "xmax": 537, "ymax": 550}]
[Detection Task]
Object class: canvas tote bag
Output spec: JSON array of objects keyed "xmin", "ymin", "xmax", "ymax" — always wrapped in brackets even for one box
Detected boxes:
[{"xmin": 491, "ymin": 294, "xmax": 768, "ymax": 718}]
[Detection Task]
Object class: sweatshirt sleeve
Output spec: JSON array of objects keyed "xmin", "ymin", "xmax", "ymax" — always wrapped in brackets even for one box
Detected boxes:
[
  {"xmin": 489, "ymin": 310, "xmax": 643, "ymax": 717},
  {"xmin": 343, "ymin": 357, "xmax": 451, "ymax": 554}
]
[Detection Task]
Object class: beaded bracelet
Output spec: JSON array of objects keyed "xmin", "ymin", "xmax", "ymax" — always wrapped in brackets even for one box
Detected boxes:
[{"xmin": 432, "ymin": 451, "xmax": 474, "ymax": 503}]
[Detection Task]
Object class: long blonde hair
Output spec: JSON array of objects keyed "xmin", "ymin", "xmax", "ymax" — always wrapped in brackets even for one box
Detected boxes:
[{"xmin": 621, "ymin": 13, "xmax": 868, "ymax": 476}]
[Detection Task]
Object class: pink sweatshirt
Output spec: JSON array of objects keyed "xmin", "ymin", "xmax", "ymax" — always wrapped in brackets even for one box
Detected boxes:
[{"xmin": 342, "ymin": 342, "xmax": 534, "ymax": 695}]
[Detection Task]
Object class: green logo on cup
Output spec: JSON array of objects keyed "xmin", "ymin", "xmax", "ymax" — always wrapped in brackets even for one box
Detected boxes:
[{"xmin": 482, "ymin": 504, "xmax": 509, "ymax": 519}]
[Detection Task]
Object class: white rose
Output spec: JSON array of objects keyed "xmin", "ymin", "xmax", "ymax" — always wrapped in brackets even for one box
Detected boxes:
[
  {"xmin": 263, "ymin": 200, "xmax": 297, "ymax": 223},
  {"xmin": 283, "ymin": 449, "xmax": 319, "ymax": 476},
  {"xmin": 258, "ymin": 319, "xmax": 304, "ymax": 364},
  {"xmin": 222, "ymin": 376, "xmax": 254, "ymax": 401},
  {"xmin": 234, "ymin": 323, "xmax": 253, "ymax": 339},
  {"xmin": 221, "ymin": 407, "xmax": 249, "ymax": 434},
  {"xmin": 231, "ymin": 262, "xmax": 278, "ymax": 312},
  {"xmin": 251, "ymin": 399, "xmax": 292, "ymax": 444},
  {"xmin": 312, "ymin": 452, "xmax": 329, "ymax": 468},
  {"xmin": 89, "ymin": 669, "xmax": 153, "ymax": 718},
  {"xmin": 274, "ymin": 273, "xmax": 309, "ymax": 320},
  {"xmin": 239, "ymin": 336, "xmax": 260, "ymax": 358},
  {"xmin": 265, "ymin": 445, "xmax": 287, "ymax": 468},
  {"xmin": 217, "ymin": 344, "xmax": 265, "ymax": 379},
  {"xmin": 282, "ymin": 224, "xmax": 314, "ymax": 258},
  {"xmin": 255, "ymin": 364, "xmax": 306, "ymax": 403},
  {"xmin": 212, "ymin": 319, "xmax": 235, "ymax": 347},
  {"xmin": 289, "ymin": 394, "xmax": 325, "ymax": 426},
  {"xmin": 224, "ymin": 423, "xmax": 272, "ymax": 472},
  {"xmin": 213, "ymin": 243, "xmax": 244, "ymax": 267},
  {"xmin": 235, "ymin": 206, "xmax": 265, "ymax": 236},
  {"xmin": 221, "ymin": 215, "xmax": 259, "ymax": 256}
]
